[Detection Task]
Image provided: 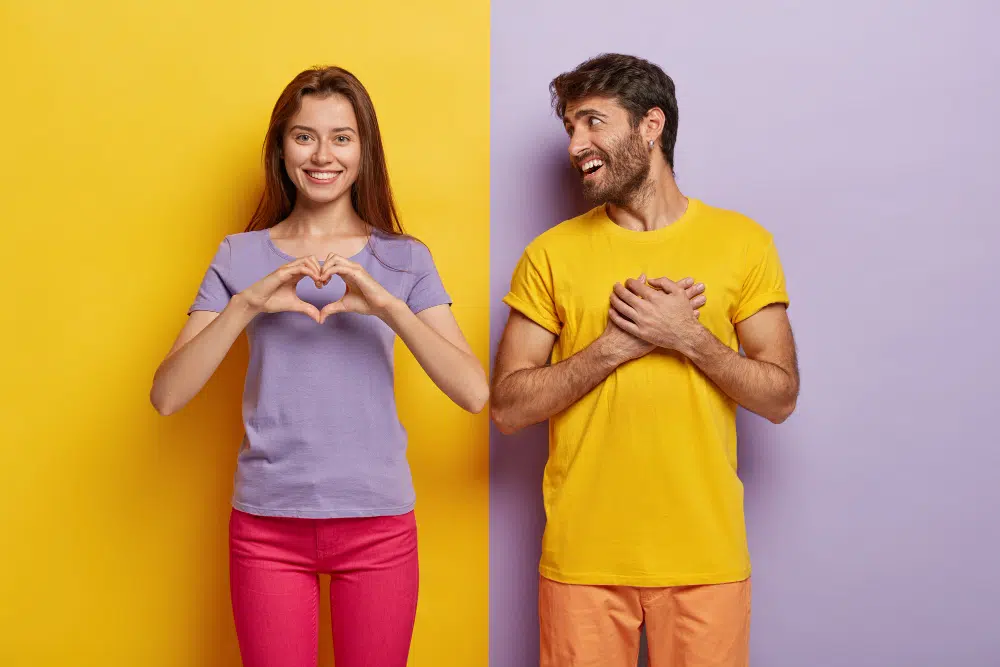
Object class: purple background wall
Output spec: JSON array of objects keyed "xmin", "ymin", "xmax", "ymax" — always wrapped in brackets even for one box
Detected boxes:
[{"xmin": 489, "ymin": 2, "xmax": 999, "ymax": 666}]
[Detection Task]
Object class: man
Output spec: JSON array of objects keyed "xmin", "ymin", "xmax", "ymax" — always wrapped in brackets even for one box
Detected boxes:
[{"xmin": 490, "ymin": 53, "xmax": 799, "ymax": 667}]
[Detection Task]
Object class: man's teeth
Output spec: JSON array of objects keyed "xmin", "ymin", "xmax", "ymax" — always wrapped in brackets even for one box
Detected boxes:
[{"xmin": 582, "ymin": 159, "xmax": 604, "ymax": 173}]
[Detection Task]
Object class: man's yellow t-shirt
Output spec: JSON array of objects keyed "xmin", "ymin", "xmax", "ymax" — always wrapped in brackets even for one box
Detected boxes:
[{"xmin": 502, "ymin": 198, "xmax": 789, "ymax": 586}]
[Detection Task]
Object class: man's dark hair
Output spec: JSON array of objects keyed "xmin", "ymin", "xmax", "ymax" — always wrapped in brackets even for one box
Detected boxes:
[{"xmin": 550, "ymin": 53, "xmax": 679, "ymax": 168}]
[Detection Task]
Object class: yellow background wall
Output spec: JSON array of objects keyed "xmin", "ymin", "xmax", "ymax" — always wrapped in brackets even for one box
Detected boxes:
[{"xmin": 0, "ymin": 1, "xmax": 489, "ymax": 665}]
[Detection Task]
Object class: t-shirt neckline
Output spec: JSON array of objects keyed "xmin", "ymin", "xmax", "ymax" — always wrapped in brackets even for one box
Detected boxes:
[
  {"xmin": 261, "ymin": 228, "xmax": 373, "ymax": 263},
  {"xmin": 595, "ymin": 197, "xmax": 701, "ymax": 243}
]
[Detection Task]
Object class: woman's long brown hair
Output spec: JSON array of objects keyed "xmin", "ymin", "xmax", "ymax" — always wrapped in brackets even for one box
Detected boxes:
[{"xmin": 245, "ymin": 66, "xmax": 404, "ymax": 237}]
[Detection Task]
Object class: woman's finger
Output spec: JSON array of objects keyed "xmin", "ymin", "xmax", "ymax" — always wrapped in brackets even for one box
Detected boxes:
[
  {"xmin": 304, "ymin": 256, "xmax": 323, "ymax": 286},
  {"xmin": 319, "ymin": 299, "xmax": 348, "ymax": 323},
  {"xmin": 287, "ymin": 299, "xmax": 322, "ymax": 323},
  {"xmin": 285, "ymin": 261, "xmax": 320, "ymax": 283},
  {"xmin": 320, "ymin": 254, "xmax": 350, "ymax": 281}
]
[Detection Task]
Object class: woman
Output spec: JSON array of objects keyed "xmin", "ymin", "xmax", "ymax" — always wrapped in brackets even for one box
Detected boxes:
[{"xmin": 150, "ymin": 66, "xmax": 488, "ymax": 667}]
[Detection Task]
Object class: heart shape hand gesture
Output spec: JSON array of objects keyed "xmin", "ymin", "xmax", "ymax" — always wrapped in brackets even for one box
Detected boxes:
[
  {"xmin": 237, "ymin": 254, "xmax": 398, "ymax": 324},
  {"xmin": 238, "ymin": 256, "xmax": 325, "ymax": 323},
  {"xmin": 317, "ymin": 253, "xmax": 397, "ymax": 323}
]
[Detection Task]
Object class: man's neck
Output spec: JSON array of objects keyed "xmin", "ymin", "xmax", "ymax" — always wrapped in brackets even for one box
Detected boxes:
[{"xmin": 606, "ymin": 170, "xmax": 688, "ymax": 232}]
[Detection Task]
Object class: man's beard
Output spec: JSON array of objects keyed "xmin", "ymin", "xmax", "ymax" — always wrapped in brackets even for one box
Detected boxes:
[{"xmin": 579, "ymin": 130, "xmax": 652, "ymax": 208}]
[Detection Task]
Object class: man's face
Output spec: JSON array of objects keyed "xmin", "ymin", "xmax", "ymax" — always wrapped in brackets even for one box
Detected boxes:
[{"xmin": 563, "ymin": 96, "xmax": 650, "ymax": 206}]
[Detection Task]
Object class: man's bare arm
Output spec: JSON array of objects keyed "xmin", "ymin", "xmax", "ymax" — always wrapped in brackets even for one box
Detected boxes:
[
  {"xmin": 489, "ymin": 310, "xmax": 646, "ymax": 435},
  {"xmin": 684, "ymin": 304, "xmax": 799, "ymax": 423}
]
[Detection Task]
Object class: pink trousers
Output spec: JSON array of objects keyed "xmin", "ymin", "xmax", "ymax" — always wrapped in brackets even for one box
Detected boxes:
[{"xmin": 228, "ymin": 508, "xmax": 419, "ymax": 667}]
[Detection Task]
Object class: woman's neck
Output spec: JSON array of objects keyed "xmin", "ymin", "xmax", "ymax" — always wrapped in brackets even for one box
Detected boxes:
[{"xmin": 278, "ymin": 194, "xmax": 367, "ymax": 238}]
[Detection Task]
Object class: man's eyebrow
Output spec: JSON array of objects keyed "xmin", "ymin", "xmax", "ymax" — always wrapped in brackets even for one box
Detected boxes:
[{"xmin": 564, "ymin": 107, "xmax": 608, "ymax": 120}]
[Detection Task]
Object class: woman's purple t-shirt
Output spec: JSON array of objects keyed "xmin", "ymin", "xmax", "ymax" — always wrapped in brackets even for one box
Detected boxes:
[{"xmin": 189, "ymin": 229, "xmax": 451, "ymax": 518}]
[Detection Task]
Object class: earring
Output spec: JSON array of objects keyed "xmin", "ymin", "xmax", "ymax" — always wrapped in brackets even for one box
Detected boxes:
[{"xmin": 649, "ymin": 140, "xmax": 655, "ymax": 148}]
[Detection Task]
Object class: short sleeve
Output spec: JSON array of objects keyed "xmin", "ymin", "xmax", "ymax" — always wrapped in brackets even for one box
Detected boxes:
[
  {"xmin": 502, "ymin": 243, "xmax": 561, "ymax": 335},
  {"xmin": 733, "ymin": 235, "xmax": 790, "ymax": 324},
  {"xmin": 405, "ymin": 242, "xmax": 452, "ymax": 314},
  {"xmin": 189, "ymin": 239, "xmax": 234, "ymax": 314}
]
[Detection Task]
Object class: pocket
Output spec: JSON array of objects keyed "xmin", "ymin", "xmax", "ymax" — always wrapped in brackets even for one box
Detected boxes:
[
  {"xmin": 228, "ymin": 508, "xmax": 285, "ymax": 546},
  {"xmin": 370, "ymin": 511, "xmax": 419, "ymax": 562}
]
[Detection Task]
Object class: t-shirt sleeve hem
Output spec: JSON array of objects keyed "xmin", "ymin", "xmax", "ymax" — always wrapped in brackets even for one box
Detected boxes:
[
  {"xmin": 409, "ymin": 296, "xmax": 453, "ymax": 315},
  {"xmin": 502, "ymin": 292, "xmax": 561, "ymax": 335},
  {"xmin": 188, "ymin": 300, "xmax": 228, "ymax": 315},
  {"xmin": 733, "ymin": 291, "xmax": 789, "ymax": 324}
]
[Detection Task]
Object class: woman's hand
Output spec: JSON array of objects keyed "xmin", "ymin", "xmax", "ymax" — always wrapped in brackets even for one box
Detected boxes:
[
  {"xmin": 318, "ymin": 253, "xmax": 400, "ymax": 322},
  {"xmin": 237, "ymin": 256, "xmax": 325, "ymax": 323}
]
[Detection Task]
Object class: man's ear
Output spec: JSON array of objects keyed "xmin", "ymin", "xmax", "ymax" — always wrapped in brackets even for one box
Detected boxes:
[{"xmin": 642, "ymin": 107, "xmax": 666, "ymax": 147}]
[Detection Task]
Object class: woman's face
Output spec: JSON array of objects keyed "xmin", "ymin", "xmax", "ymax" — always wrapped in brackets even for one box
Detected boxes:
[{"xmin": 282, "ymin": 94, "xmax": 361, "ymax": 205}]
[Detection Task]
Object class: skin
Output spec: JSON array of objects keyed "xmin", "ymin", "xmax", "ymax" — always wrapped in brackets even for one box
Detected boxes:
[
  {"xmin": 151, "ymin": 94, "xmax": 488, "ymax": 416},
  {"xmin": 490, "ymin": 95, "xmax": 798, "ymax": 434}
]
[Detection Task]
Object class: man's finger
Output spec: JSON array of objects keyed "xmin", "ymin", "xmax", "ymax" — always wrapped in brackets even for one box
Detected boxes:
[
  {"xmin": 613, "ymin": 282, "xmax": 644, "ymax": 309},
  {"xmin": 690, "ymin": 295, "xmax": 707, "ymax": 309},
  {"xmin": 610, "ymin": 291, "xmax": 640, "ymax": 322},
  {"xmin": 648, "ymin": 276, "xmax": 681, "ymax": 293},
  {"xmin": 684, "ymin": 281, "xmax": 705, "ymax": 299},
  {"xmin": 609, "ymin": 308, "xmax": 641, "ymax": 337},
  {"xmin": 625, "ymin": 277, "xmax": 658, "ymax": 299}
]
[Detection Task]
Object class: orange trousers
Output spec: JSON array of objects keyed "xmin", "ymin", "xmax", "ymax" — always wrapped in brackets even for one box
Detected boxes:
[{"xmin": 539, "ymin": 576, "xmax": 751, "ymax": 667}]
